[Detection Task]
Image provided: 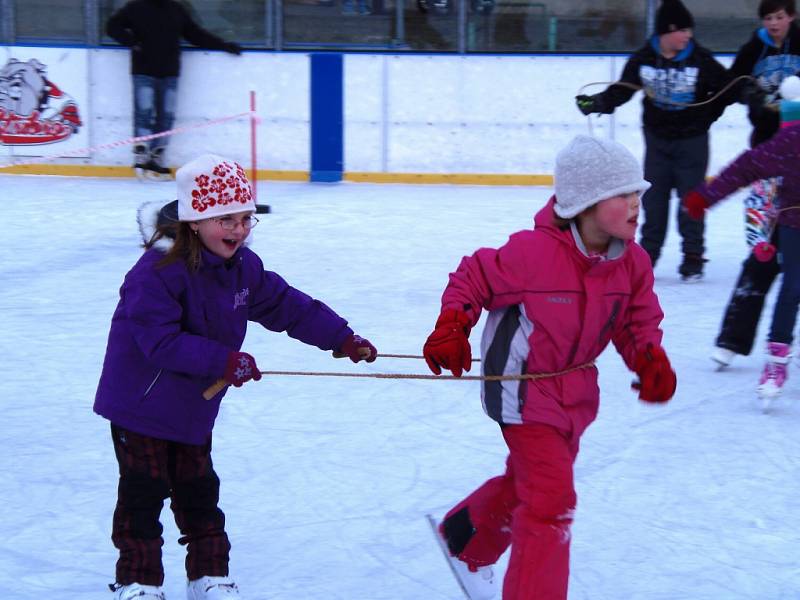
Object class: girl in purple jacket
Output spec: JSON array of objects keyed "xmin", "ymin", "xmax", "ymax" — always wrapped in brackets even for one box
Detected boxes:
[
  {"xmin": 94, "ymin": 154, "xmax": 376, "ymax": 600},
  {"xmin": 685, "ymin": 77, "xmax": 800, "ymax": 406}
]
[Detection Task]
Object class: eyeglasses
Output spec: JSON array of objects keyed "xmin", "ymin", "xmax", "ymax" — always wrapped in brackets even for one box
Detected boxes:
[{"xmin": 212, "ymin": 215, "xmax": 259, "ymax": 231}]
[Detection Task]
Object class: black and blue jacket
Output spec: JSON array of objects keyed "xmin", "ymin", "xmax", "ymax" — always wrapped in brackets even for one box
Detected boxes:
[
  {"xmin": 730, "ymin": 22, "xmax": 800, "ymax": 145},
  {"xmin": 588, "ymin": 37, "xmax": 732, "ymax": 140}
]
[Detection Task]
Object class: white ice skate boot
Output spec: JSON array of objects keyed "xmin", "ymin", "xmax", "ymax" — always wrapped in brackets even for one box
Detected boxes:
[
  {"xmin": 710, "ymin": 347, "xmax": 736, "ymax": 370},
  {"xmin": 111, "ymin": 582, "xmax": 166, "ymax": 600},
  {"xmin": 426, "ymin": 514, "xmax": 498, "ymax": 600},
  {"xmin": 187, "ymin": 576, "xmax": 240, "ymax": 599},
  {"xmin": 757, "ymin": 341, "xmax": 790, "ymax": 411}
]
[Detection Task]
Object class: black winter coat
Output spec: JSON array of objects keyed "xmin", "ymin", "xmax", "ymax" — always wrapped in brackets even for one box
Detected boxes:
[
  {"xmin": 589, "ymin": 37, "xmax": 732, "ymax": 140},
  {"xmin": 729, "ymin": 23, "xmax": 800, "ymax": 146},
  {"xmin": 106, "ymin": 0, "xmax": 230, "ymax": 78}
]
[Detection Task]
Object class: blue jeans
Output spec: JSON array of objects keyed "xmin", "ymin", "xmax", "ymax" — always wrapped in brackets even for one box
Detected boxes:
[
  {"xmin": 133, "ymin": 75, "xmax": 178, "ymax": 152},
  {"xmin": 769, "ymin": 224, "xmax": 800, "ymax": 344}
]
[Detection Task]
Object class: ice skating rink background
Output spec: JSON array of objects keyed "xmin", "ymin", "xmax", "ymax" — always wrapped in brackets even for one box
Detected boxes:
[{"xmin": 1, "ymin": 174, "xmax": 798, "ymax": 599}]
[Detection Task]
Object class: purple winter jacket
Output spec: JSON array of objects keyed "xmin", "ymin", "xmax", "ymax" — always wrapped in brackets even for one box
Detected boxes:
[
  {"xmin": 698, "ymin": 122, "xmax": 800, "ymax": 229},
  {"xmin": 94, "ymin": 245, "xmax": 353, "ymax": 444}
]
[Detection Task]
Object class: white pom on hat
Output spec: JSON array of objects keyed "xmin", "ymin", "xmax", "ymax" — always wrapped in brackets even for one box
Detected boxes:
[
  {"xmin": 779, "ymin": 75, "xmax": 800, "ymax": 102},
  {"xmin": 553, "ymin": 135, "xmax": 651, "ymax": 219},
  {"xmin": 177, "ymin": 154, "xmax": 255, "ymax": 222}
]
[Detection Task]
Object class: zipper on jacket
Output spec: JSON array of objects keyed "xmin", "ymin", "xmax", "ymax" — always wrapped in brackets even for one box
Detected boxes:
[{"xmin": 143, "ymin": 369, "xmax": 162, "ymax": 397}]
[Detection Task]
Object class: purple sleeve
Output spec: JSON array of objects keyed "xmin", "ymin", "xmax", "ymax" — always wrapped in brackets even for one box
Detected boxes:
[
  {"xmin": 248, "ymin": 265, "xmax": 353, "ymax": 352},
  {"xmin": 701, "ymin": 128, "xmax": 795, "ymax": 204}
]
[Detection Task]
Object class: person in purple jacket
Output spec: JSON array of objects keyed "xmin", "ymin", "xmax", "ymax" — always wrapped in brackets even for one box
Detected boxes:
[
  {"xmin": 94, "ymin": 154, "xmax": 377, "ymax": 600},
  {"xmin": 684, "ymin": 78, "xmax": 800, "ymax": 407}
]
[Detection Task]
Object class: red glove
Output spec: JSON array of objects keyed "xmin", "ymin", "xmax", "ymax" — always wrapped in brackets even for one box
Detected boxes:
[
  {"xmin": 683, "ymin": 190, "xmax": 710, "ymax": 220},
  {"xmin": 632, "ymin": 344, "xmax": 676, "ymax": 403},
  {"xmin": 339, "ymin": 334, "xmax": 377, "ymax": 363},
  {"xmin": 224, "ymin": 351, "xmax": 262, "ymax": 387},
  {"xmin": 423, "ymin": 309, "xmax": 472, "ymax": 377}
]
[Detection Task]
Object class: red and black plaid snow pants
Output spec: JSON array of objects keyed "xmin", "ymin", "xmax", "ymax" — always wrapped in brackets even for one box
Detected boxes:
[{"xmin": 110, "ymin": 424, "xmax": 231, "ymax": 586}]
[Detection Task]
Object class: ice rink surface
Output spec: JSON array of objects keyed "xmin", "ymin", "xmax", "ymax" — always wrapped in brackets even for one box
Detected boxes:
[{"xmin": 1, "ymin": 174, "xmax": 798, "ymax": 599}]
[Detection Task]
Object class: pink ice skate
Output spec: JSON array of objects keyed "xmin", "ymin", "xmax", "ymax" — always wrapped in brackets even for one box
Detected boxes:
[{"xmin": 757, "ymin": 341, "xmax": 790, "ymax": 410}]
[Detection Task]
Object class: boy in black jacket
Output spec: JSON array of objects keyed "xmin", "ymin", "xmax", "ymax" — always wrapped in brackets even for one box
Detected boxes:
[
  {"xmin": 107, "ymin": 0, "xmax": 242, "ymax": 176},
  {"xmin": 710, "ymin": 0, "xmax": 800, "ymax": 368},
  {"xmin": 575, "ymin": 0, "xmax": 733, "ymax": 281}
]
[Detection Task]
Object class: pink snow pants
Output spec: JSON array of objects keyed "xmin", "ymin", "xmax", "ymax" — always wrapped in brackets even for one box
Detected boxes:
[{"xmin": 441, "ymin": 423, "xmax": 577, "ymax": 600}]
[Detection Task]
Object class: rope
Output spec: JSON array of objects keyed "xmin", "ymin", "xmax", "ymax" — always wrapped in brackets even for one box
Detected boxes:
[
  {"xmin": 257, "ymin": 360, "xmax": 595, "ymax": 382},
  {"xmin": 377, "ymin": 352, "xmax": 480, "ymax": 361},
  {"xmin": 577, "ymin": 74, "xmax": 761, "ymax": 109},
  {"xmin": 0, "ymin": 110, "xmax": 255, "ymax": 170}
]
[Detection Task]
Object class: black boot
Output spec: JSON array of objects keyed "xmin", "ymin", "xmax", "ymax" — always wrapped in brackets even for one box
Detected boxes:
[
  {"xmin": 133, "ymin": 144, "xmax": 149, "ymax": 169},
  {"xmin": 679, "ymin": 253, "xmax": 706, "ymax": 282}
]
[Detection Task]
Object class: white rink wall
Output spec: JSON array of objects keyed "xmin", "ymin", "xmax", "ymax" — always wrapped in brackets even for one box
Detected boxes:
[{"xmin": 65, "ymin": 49, "xmax": 750, "ymax": 175}]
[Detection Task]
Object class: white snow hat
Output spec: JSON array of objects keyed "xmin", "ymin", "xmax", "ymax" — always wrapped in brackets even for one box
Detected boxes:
[
  {"xmin": 779, "ymin": 75, "xmax": 800, "ymax": 101},
  {"xmin": 553, "ymin": 135, "xmax": 650, "ymax": 219},
  {"xmin": 177, "ymin": 154, "xmax": 255, "ymax": 222}
]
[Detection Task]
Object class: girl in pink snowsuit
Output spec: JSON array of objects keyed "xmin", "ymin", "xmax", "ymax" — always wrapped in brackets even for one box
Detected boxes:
[{"xmin": 423, "ymin": 135, "xmax": 677, "ymax": 600}]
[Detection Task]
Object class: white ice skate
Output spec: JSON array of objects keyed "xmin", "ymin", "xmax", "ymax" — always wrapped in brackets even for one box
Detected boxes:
[
  {"xmin": 426, "ymin": 514, "xmax": 498, "ymax": 600},
  {"xmin": 111, "ymin": 582, "xmax": 166, "ymax": 600},
  {"xmin": 187, "ymin": 576, "xmax": 240, "ymax": 599},
  {"xmin": 710, "ymin": 347, "xmax": 736, "ymax": 370}
]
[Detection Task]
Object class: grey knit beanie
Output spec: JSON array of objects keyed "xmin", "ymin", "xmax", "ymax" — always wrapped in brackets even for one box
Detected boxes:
[{"xmin": 553, "ymin": 135, "xmax": 651, "ymax": 219}]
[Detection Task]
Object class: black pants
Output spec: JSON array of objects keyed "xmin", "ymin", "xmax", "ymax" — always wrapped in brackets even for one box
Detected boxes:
[
  {"xmin": 639, "ymin": 130, "xmax": 709, "ymax": 263},
  {"xmin": 110, "ymin": 425, "xmax": 230, "ymax": 586},
  {"xmin": 716, "ymin": 232, "xmax": 781, "ymax": 355}
]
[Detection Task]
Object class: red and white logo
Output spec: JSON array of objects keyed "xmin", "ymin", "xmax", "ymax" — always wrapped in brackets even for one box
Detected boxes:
[{"xmin": 0, "ymin": 58, "xmax": 82, "ymax": 145}]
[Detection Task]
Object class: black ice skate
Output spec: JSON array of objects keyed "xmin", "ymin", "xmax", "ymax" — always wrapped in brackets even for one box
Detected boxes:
[
  {"xmin": 136, "ymin": 147, "xmax": 172, "ymax": 181},
  {"xmin": 132, "ymin": 143, "xmax": 149, "ymax": 171},
  {"xmin": 679, "ymin": 254, "xmax": 706, "ymax": 282}
]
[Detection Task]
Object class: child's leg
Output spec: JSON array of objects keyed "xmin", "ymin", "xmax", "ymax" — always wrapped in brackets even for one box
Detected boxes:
[
  {"xmin": 439, "ymin": 454, "xmax": 517, "ymax": 569},
  {"xmin": 716, "ymin": 245, "xmax": 780, "ymax": 355},
  {"xmin": 169, "ymin": 437, "xmax": 231, "ymax": 581},
  {"xmin": 768, "ymin": 225, "xmax": 800, "ymax": 345},
  {"xmin": 110, "ymin": 425, "xmax": 171, "ymax": 586},
  {"xmin": 639, "ymin": 132, "xmax": 673, "ymax": 265},
  {"xmin": 674, "ymin": 133, "xmax": 709, "ymax": 258},
  {"xmin": 501, "ymin": 423, "xmax": 576, "ymax": 600}
]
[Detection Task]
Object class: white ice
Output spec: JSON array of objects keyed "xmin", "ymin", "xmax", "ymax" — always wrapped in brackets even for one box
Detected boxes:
[{"xmin": 1, "ymin": 174, "xmax": 798, "ymax": 599}]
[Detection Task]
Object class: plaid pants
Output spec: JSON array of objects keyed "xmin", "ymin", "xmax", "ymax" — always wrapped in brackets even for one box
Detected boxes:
[{"xmin": 110, "ymin": 425, "xmax": 231, "ymax": 585}]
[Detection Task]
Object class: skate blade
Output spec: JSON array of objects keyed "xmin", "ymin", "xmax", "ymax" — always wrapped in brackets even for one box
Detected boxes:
[
  {"xmin": 426, "ymin": 514, "xmax": 474, "ymax": 600},
  {"xmin": 680, "ymin": 274, "xmax": 703, "ymax": 283},
  {"xmin": 136, "ymin": 169, "xmax": 172, "ymax": 182}
]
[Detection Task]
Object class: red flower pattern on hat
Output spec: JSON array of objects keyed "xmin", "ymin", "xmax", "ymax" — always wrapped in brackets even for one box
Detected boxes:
[{"xmin": 190, "ymin": 160, "xmax": 253, "ymax": 214}]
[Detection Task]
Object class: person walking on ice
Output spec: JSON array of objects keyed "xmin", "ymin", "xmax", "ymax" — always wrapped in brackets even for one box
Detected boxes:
[
  {"xmin": 422, "ymin": 135, "xmax": 677, "ymax": 600},
  {"xmin": 575, "ymin": 0, "xmax": 740, "ymax": 281},
  {"xmin": 684, "ymin": 76, "xmax": 800, "ymax": 407},
  {"xmin": 94, "ymin": 154, "xmax": 377, "ymax": 600}
]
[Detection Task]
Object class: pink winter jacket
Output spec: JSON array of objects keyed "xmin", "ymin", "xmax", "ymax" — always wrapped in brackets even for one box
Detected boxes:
[{"xmin": 441, "ymin": 198, "xmax": 665, "ymax": 441}]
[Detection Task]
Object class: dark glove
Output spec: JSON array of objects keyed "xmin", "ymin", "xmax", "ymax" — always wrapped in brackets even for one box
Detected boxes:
[
  {"xmin": 575, "ymin": 94, "xmax": 598, "ymax": 116},
  {"xmin": 632, "ymin": 344, "xmax": 676, "ymax": 403},
  {"xmin": 423, "ymin": 309, "xmax": 472, "ymax": 377},
  {"xmin": 224, "ymin": 351, "xmax": 261, "ymax": 387},
  {"xmin": 745, "ymin": 86, "xmax": 768, "ymax": 123},
  {"xmin": 223, "ymin": 42, "xmax": 242, "ymax": 55},
  {"xmin": 683, "ymin": 190, "xmax": 710, "ymax": 220},
  {"xmin": 339, "ymin": 334, "xmax": 377, "ymax": 363}
]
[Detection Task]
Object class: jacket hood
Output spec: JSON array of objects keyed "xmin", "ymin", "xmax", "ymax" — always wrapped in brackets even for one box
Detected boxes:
[{"xmin": 136, "ymin": 200, "xmax": 254, "ymax": 251}]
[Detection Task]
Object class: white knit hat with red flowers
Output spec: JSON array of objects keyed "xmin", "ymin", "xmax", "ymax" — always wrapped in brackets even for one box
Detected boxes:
[{"xmin": 176, "ymin": 154, "xmax": 255, "ymax": 221}]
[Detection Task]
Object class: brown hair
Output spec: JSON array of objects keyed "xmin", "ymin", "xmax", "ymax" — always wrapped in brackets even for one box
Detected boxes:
[
  {"xmin": 144, "ymin": 222, "xmax": 205, "ymax": 272},
  {"xmin": 553, "ymin": 215, "xmax": 572, "ymax": 231}
]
